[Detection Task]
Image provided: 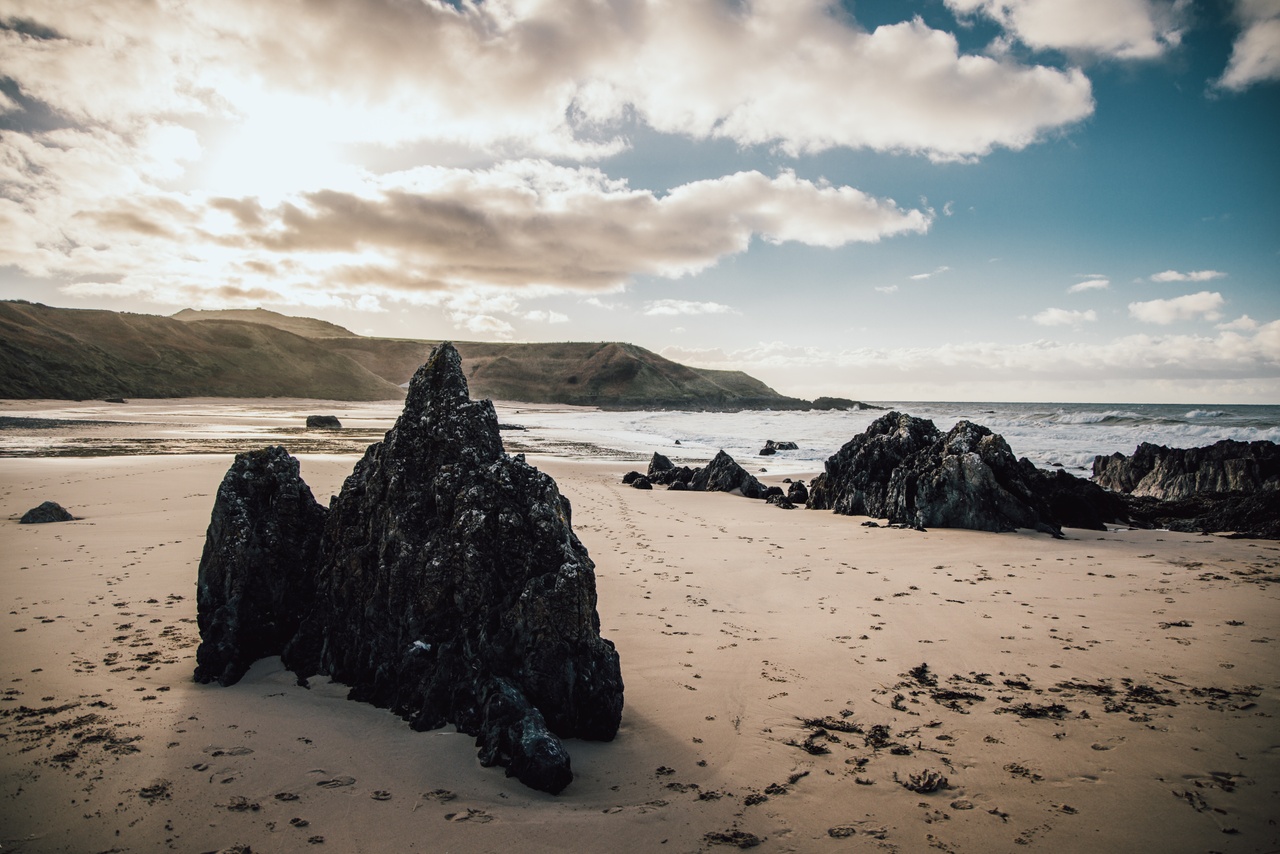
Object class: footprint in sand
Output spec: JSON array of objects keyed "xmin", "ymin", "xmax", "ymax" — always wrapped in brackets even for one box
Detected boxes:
[
  {"xmin": 370, "ymin": 790, "xmax": 392, "ymax": 800},
  {"xmin": 445, "ymin": 808, "xmax": 494, "ymax": 823},
  {"xmin": 205, "ymin": 746, "xmax": 253, "ymax": 757},
  {"xmin": 421, "ymin": 789, "xmax": 457, "ymax": 802},
  {"xmin": 275, "ymin": 792, "xmax": 300, "ymax": 801},
  {"xmin": 316, "ymin": 776, "xmax": 356, "ymax": 788}
]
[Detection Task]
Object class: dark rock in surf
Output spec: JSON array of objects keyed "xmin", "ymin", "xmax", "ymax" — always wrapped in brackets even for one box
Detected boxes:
[
  {"xmin": 196, "ymin": 343, "xmax": 623, "ymax": 794},
  {"xmin": 807, "ymin": 412, "xmax": 1096, "ymax": 535},
  {"xmin": 19, "ymin": 501, "xmax": 76, "ymax": 524},
  {"xmin": 305, "ymin": 415, "xmax": 342, "ymax": 429},
  {"xmin": 1093, "ymin": 439, "xmax": 1280, "ymax": 538},
  {"xmin": 1093, "ymin": 440, "xmax": 1279, "ymax": 500}
]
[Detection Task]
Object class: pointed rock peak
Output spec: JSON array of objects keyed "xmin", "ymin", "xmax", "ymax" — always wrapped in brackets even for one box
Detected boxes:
[
  {"xmin": 404, "ymin": 341, "xmax": 471, "ymax": 412},
  {"xmin": 392, "ymin": 341, "xmax": 503, "ymax": 463}
]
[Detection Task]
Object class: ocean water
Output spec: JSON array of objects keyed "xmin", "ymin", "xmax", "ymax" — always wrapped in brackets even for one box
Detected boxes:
[
  {"xmin": 1, "ymin": 399, "xmax": 1277, "ymax": 470},
  {"xmin": 500, "ymin": 401, "xmax": 1280, "ymax": 477}
]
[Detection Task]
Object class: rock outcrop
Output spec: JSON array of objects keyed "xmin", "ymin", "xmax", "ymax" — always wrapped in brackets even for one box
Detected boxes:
[
  {"xmin": 1092, "ymin": 440, "xmax": 1280, "ymax": 538},
  {"xmin": 1093, "ymin": 440, "xmax": 1280, "ymax": 499},
  {"xmin": 808, "ymin": 412, "xmax": 1124, "ymax": 534},
  {"xmin": 195, "ymin": 447, "xmax": 328, "ymax": 687},
  {"xmin": 195, "ymin": 343, "xmax": 623, "ymax": 794},
  {"xmin": 19, "ymin": 501, "xmax": 75, "ymax": 523},
  {"xmin": 806, "ymin": 412, "xmax": 940, "ymax": 520},
  {"xmin": 689, "ymin": 450, "xmax": 767, "ymax": 499},
  {"xmin": 305, "ymin": 415, "xmax": 342, "ymax": 429}
]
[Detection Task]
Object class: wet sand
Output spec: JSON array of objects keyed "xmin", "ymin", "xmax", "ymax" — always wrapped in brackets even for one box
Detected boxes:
[{"xmin": 1, "ymin": 451, "xmax": 1278, "ymax": 853}]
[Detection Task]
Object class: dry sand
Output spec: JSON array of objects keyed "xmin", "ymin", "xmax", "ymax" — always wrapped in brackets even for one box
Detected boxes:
[{"xmin": 1, "ymin": 450, "xmax": 1278, "ymax": 853}]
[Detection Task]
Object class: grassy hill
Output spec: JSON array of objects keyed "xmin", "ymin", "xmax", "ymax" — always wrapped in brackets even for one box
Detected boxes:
[
  {"xmin": 0, "ymin": 302, "xmax": 404, "ymax": 400},
  {"xmin": 172, "ymin": 307, "xmax": 359, "ymax": 338},
  {"xmin": 3, "ymin": 301, "xmax": 812, "ymax": 408}
]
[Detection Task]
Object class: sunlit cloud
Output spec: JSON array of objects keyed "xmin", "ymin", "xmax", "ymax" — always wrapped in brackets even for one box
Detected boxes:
[
  {"xmin": 946, "ymin": 0, "xmax": 1188, "ymax": 59},
  {"xmin": 1217, "ymin": 314, "xmax": 1259, "ymax": 331},
  {"xmin": 1149, "ymin": 269, "xmax": 1227, "ymax": 282},
  {"xmin": 1032, "ymin": 307, "xmax": 1097, "ymax": 326},
  {"xmin": 644, "ymin": 300, "xmax": 736, "ymax": 317},
  {"xmin": 909, "ymin": 266, "xmax": 951, "ymax": 280},
  {"xmin": 1216, "ymin": 0, "xmax": 1280, "ymax": 91},
  {"xmin": 1129, "ymin": 290, "xmax": 1225, "ymax": 324},
  {"xmin": 1068, "ymin": 277, "xmax": 1109, "ymax": 293}
]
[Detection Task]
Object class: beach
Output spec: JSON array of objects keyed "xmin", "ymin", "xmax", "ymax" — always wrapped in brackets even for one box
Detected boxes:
[{"xmin": 2, "ymin": 426, "xmax": 1278, "ymax": 853}]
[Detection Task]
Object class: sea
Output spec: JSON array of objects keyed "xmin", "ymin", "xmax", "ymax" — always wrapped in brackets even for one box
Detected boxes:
[
  {"xmin": 502, "ymin": 401, "xmax": 1280, "ymax": 477},
  {"xmin": 1, "ymin": 399, "xmax": 1278, "ymax": 475}
]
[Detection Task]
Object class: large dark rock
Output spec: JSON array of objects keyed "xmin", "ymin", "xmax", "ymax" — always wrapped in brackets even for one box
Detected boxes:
[
  {"xmin": 648, "ymin": 452, "xmax": 675, "ymax": 476},
  {"xmin": 19, "ymin": 501, "xmax": 75, "ymax": 524},
  {"xmin": 807, "ymin": 412, "xmax": 940, "ymax": 519},
  {"xmin": 1093, "ymin": 440, "xmax": 1280, "ymax": 500},
  {"xmin": 1092, "ymin": 439, "xmax": 1280, "ymax": 538},
  {"xmin": 886, "ymin": 420, "xmax": 1057, "ymax": 534},
  {"xmin": 1125, "ymin": 491, "xmax": 1280, "ymax": 539},
  {"xmin": 807, "ymin": 412, "xmax": 1124, "ymax": 535},
  {"xmin": 689, "ymin": 450, "xmax": 767, "ymax": 499},
  {"xmin": 195, "ymin": 343, "xmax": 623, "ymax": 794},
  {"xmin": 305, "ymin": 415, "xmax": 342, "ymax": 429},
  {"xmin": 786, "ymin": 480, "xmax": 809, "ymax": 505},
  {"xmin": 1022, "ymin": 464, "xmax": 1127, "ymax": 531},
  {"xmin": 194, "ymin": 447, "xmax": 327, "ymax": 687}
]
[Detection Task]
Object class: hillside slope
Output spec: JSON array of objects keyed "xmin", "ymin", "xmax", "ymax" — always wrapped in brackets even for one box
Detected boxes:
[
  {"xmin": 0, "ymin": 302, "xmax": 405, "ymax": 400},
  {"xmin": 172, "ymin": 307, "xmax": 358, "ymax": 338},
  {"xmin": 328, "ymin": 338, "xmax": 807, "ymax": 409}
]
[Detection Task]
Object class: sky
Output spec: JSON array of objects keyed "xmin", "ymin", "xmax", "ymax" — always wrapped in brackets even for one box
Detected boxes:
[{"xmin": 1, "ymin": 0, "xmax": 1278, "ymax": 404}]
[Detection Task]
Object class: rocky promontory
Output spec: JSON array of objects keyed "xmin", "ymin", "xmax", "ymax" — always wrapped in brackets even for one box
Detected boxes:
[
  {"xmin": 194, "ymin": 343, "xmax": 624, "ymax": 794},
  {"xmin": 807, "ymin": 412, "xmax": 1123, "ymax": 535}
]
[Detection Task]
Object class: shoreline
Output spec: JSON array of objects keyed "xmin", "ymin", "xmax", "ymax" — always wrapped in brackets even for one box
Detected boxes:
[{"xmin": 1, "ymin": 451, "xmax": 1277, "ymax": 852}]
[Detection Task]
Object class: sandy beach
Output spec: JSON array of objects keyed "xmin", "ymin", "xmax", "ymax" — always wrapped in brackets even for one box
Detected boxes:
[{"xmin": 2, "ymin": 446, "xmax": 1278, "ymax": 853}]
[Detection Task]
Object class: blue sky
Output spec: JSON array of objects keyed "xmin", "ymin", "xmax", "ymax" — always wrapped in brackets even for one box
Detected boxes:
[{"xmin": 1, "ymin": 0, "xmax": 1277, "ymax": 402}]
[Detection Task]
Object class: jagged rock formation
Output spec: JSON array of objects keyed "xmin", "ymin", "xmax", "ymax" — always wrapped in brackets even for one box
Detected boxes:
[
  {"xmin": 305, "ymin": 415, "xmax": 342, "ymax": 429},
  {"xmin": 689, "ymin": 450, "xmax": 767, "ymax": 499},
  {"xmin": 19, "ymin": 501, "xmax": 75, "ymax": 523},
  {"xmin": 1093, "ymin": 440, "xmax": 1280, "ymax": 499},
  {"xmin": 194, "ymin": 447, "xmax": 328, "ymax": 687},
  {"xmin": 195, "ymin": 343, "xmax": 623, "ymax": 794},
  {"xmin": 808, "ymin": 412, "xmax": 1123, "ymax": 534},
  {"xmin": 806, "ymin": 412, "xmax": 939, "ymax": 520},
  {"xmin": 647, "ymin": 452, "xmax": 695, "ymax": 487},
  {"xmin": 1093, "ymin": 440, "xmax": 1280, "ymax": 538}
]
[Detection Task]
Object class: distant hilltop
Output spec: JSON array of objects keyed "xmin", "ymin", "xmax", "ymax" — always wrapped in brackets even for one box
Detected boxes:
[{"xmin": 0, "ymin": 301, "xmax": 877, "ymax": 410}]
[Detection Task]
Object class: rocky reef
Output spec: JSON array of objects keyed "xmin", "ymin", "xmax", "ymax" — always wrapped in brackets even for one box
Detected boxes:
[
  {"xmin": 808, "ymin": 412, "xmax": 1122, "ymax": 535},
  {"xmin": 194, "ymin": 343, "xmax": 623, "ymax": 794},
  {"xmin": 1093, "ymin": 440, "xmax": 1280, "ymax": 538}
]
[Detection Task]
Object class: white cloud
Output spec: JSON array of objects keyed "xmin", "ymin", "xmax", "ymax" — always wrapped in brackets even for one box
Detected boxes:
[
  {"xmin": 18, "ymin": 158, "xmax": 928, "ymax": 307},
  {"xmin": 875, "ymin": 285, "xmax": 900, "ymax": 294},
  {"xmin": 1067, "ymin": 277, "xmax": 1109, "ymax": 293},
  {"xmin": 1128, "ymin": 291, "xmax": 1225, "ymax": 324},
  {"xmin": 1149, "ymin": 269, "xmax": 1227, "ymax": 282},
  {"xmin": 661, "ymin": 320, "xmax": 1280, "ymax": 398},
  {"xmin": 524, "ymin": 310, "xmax": 569, "ymax": 324},
  {"xmin": 460, "ymin": 314, "xmax": 516, "ymax": 338},
  {"xmin": 946, "ymin": 0, "xmax": 1187, "ymax": 59},
  {"xmin": 1032, "ymin": 307, "xmax": 1097, "ymax": 326},
  {"xmin": 644, "ymin": 299, "xmax": 735, "ymax": 317},
  {"xmin": 1216, "ymin": 0, "xmax": 1280, "ymax": 91},
  {"xmin": 909, "ymin": 266, "xmax": 951, "ymax": 280},
  {"xmin": 1218, "ymin": 314, "xmax": 1260, "ymax": 331},
  {"xmin": 0, "ymin": 0, "xmax": 1094, "ymax": 165}
]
